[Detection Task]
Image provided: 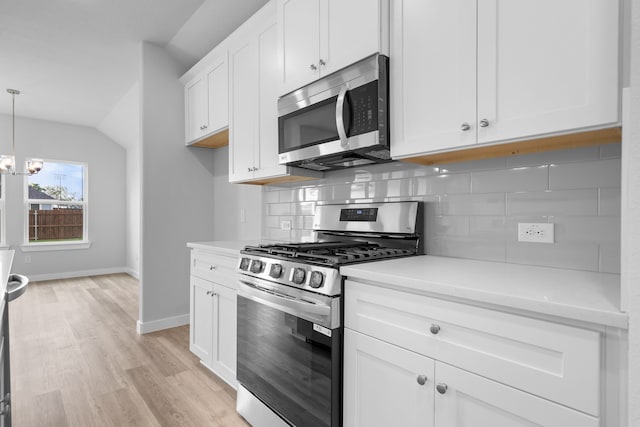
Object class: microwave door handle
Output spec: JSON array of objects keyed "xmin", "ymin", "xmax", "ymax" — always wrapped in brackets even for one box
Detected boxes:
[{"xmin": 336, "ymin": 85, "xmax": 349, "ymax": 147}]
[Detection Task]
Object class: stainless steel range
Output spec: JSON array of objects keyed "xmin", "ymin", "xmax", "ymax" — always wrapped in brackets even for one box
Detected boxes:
[{"xmin": 236, "ymin": 201, "xmax": 422, "ymax": 427}]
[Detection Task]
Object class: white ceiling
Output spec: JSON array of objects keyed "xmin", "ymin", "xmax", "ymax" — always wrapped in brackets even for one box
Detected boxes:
[{"xmin": 0, "ymin": 0, "xmax": 269, "ymax": 128}]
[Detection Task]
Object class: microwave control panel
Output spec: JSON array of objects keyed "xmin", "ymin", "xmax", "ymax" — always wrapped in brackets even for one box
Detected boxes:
[{"xmin": 348, "ymin": 80, "xmax": 378, "ymax": 137}]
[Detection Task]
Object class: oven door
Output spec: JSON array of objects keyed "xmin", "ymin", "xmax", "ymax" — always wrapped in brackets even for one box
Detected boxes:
[{"xmin": 237, "ymin": 277, "xmax": 342, "ymax": 427}]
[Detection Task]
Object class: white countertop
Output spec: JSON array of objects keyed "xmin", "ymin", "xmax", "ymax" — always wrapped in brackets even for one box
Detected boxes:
[
  {"xmin": 342, "ymin": 255, "xmax": 626, "ymax": 329},
  {"xmin": 0, "ymin": 250, "xmax": 15, "ymax": 295},
  {"xmin": 187, "ymin": 240, "xmax": 265, "ymax": 257}
]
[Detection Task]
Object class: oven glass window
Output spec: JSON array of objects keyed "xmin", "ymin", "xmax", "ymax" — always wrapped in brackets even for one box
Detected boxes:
[
  {"xmin": 279, "ymin": 96, "xmax": 340, "ymax": 153},
  {"xmin": 237, "ymin": 296, "xmax": 341, "ymax": 427}
]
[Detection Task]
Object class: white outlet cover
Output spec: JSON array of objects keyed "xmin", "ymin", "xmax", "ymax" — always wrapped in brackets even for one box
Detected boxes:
[
  {"xmin": 517, "ymin": 223, "xmax": 554, "ymax": 244},
  {"xmin": 280, "ymin": 220, "xmax": 292, "ymax": 231}
]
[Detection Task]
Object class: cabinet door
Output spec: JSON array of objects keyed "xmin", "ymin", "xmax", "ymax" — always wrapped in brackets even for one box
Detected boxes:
[
  {"xmin": 435, "ymin": 363, "xmax": 599, "ymax": 427},
  {"xmin": 476, "ymin": 0, "xmax": 619, "ymax": 144},
  {"xmin": 390, "ymin": 0, "xmax": 477, "ymax": 159},
  {"xmin": 254, "ymin": 21, "xmax": 288, "ymax": 180},
  {"xmin": 278, "ymin": 0, "xmax": 321, "ymax": 95},
  {"xmin": 185, "ymin": 76, "xmax": 208, "ymax": 144},
  {"xmin": 344, "ymin": 329, "xmax": 434, "ymax": 427},
  {"xmin": 206, "ymin": 55, "xmax": 229, "ymax": 134},
  {"xmin": 321, "ymin": 0, "xmax": 382, "ymax": 77},
  {"xmin": 229, "ymin": 38, "xmax": 258, "ymax": 183},
  {"xmin": 189, "ymin": 276, "xmax": 213, "ymax": 364},
  {"xmin": 211, "ymin": 284, "xmax": 237, "ymax": 387}
]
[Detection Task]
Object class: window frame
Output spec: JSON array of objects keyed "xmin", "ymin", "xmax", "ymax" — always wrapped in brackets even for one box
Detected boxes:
[{"xmin": 22, "ymin": 159, "xmax": 90, "ymax": 251}]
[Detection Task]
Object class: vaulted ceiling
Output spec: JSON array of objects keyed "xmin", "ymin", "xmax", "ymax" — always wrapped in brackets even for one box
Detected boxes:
[{"xmin": 0, "ymin": 0, "xmax": 269, "ymax": 127}]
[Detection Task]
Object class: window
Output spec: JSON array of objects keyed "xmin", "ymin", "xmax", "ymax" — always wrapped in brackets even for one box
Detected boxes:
[{"xmin": 25, "ymin": 160, "xmax": 87, "ymax": 246}]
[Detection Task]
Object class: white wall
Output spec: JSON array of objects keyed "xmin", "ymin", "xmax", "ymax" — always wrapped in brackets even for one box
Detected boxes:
[
  {"xmin": 0, "ymin": 115, "xmax": 126, "ymax": 279},
  {"xmin": 212, "ymin": 146, "xmax": 262, "ymax": 240},
  {"xmin": 138, "ymin": 41, "xmax": 216, "ymax": 333},
  {"xmin": 97, "ymin": 82, "xmax": 141, "ymax": 277},
  {"xmin": 622, "ymin": 0, "xmax": 640, "ymax": 423}
]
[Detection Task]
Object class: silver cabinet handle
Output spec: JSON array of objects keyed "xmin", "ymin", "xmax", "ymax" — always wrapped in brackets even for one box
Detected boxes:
[
  {"xmin": 206, "ymin": 291, "xmax": 211, "ymax": 296},
  {"xmin": 209, "ymin": 265, "xmax": 216, "ymax": 270},
  {"xmin": 479, "ymin": 119, "xmax": 490, "ymax": 127},
  {"xmin": 319, "ymin": 59, "xmax": 326, "ymax": 67},
  {"xmin": 416, "ymin": 375, "xmax": 428, "ymax": 386},
  {"xmin": 436, "ymin": 383, "xmax": 448, "ymax": 394},
  {"xmin": 460, "ymin": 122, "xmax": 470, "ymax": 131},
  {"xmin": 310, "ymin": 63, "xmax": 317, "ymax": 71},
  {"xmin": 430, "ymin": 324, "xmax": 441, "ymax": 335}
]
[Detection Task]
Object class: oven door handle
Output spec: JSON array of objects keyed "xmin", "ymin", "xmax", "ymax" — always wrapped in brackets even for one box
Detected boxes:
[
  {"xmin": 238, "ymin": 279, "xmax": 336, "ymax": 328},
  {"xmin": 336, "ymin": 85, "xmax": 349, "ymax": 147}
]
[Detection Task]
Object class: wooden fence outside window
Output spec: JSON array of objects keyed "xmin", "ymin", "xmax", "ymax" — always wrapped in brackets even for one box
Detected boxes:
[{"xmin": 29, "ymin": 209, "xmax": 83, "ymax": 241}]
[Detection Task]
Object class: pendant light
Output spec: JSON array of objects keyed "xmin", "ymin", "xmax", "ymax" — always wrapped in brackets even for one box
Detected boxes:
[{"xmin": 1, "ymin": 89, "xmax": 43, "ymax": 176}]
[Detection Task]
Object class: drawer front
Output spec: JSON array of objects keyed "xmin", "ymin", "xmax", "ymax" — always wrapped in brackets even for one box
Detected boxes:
[
  {"xmin": 344, "ymin": 280, "xmax": 601, "ymax": 416},
  {"xmin": 191, "ymin": 250, "xmax": 238, "ymax": 288}
]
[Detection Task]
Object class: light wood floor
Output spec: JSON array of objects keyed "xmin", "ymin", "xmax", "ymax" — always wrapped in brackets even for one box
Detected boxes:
[{"xmin": 8, "ymin": 273, "xmax": 250, "ymax": 427}]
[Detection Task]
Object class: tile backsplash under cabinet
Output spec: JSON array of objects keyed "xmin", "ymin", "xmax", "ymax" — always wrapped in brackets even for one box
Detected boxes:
[{"xmin": 262, "ymin": 144, "xmax": 621, "ymax": 274}]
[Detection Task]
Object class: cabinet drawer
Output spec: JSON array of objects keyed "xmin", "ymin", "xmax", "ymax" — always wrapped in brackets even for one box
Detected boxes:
[
  {"xmin": 344, "ymin": 280, "xmax": 601, "ymax": 416},
  {"xmin": 191, "ymin": 250, "xmax": 238, "ymax": 287}
]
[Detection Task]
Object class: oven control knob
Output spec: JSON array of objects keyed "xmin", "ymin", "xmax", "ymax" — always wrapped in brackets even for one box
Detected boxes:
[
  {"xmin": 309, "ymin": 271, "xmax": 324, "ymax": 288},
  {"xmin": 269, "ymin": 263, "xmax": 283, "ymax": 278},
  {"xmin": 239, "ymin": 257, "xmax": 251, "ymax": 271},
  {"xmin": 292, "ymin": 268, "xmax": 307, "ymax": 284},
  {"xmin": 250, "ymin": 260, "xmax": 264, "ymax": 274}
]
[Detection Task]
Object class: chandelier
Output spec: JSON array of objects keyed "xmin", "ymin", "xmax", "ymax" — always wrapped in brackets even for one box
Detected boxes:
[{"xmin": 1, "ymin": 89, "xmax": 43, "ymax": 175}]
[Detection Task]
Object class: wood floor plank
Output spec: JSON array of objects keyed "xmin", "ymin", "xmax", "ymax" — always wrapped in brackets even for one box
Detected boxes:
[
  {"xmin": 33, "ymin": 389, "xmax": 69, "ymax": 427},
  {"xmin": 9, "ymin": 273, "xmax": 250, "ymax": 427}
]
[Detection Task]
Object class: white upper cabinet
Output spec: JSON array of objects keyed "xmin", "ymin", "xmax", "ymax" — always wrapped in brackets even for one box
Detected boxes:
[
  {"xmin": 278, "ymin": 0, "xmax": 389, "ymax": 95},
  {"xmin": 229, "ymin": 1, "xmax": 322, "ymax": 184},
  {"xmin": 391, "ymin": 0, "xmax": 620, "ymax": 160},
  {"xmin": 182, "ymin": 50, "xmax": 229, "ymax": 147}
]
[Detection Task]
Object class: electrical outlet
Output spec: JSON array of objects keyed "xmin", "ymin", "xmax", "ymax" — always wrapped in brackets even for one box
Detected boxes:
[
  {"xmin": 280, "ymin": 220, "xmax": 292, "ymax": 231},
  {"xmin": 24, "ymin": 255, "xmax": 32, "ymax": 264},
  {"xmin": 518, "ymin": 223, "xmax": 554, "ymax": 243}
]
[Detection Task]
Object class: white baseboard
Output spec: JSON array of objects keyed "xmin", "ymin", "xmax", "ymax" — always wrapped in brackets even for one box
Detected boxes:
[
  {"xmin": 28, "ymin": 267, "xmax": 128, "ymax": 282},
  {"xmin": 136, "ymin": 314, "xmax": 189, "ymax": 334},
  {"xmin": 124, "ymin": 267, "xmax": 140, "ymax": 279}
]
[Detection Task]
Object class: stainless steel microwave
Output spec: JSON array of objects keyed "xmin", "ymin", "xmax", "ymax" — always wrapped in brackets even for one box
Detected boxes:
[{"xmin": 278, "ymin": 54, "xmax": 391, "ymax": 171}]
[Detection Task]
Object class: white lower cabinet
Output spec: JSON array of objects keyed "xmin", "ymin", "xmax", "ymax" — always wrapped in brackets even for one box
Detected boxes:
[
  {"xmin": 344, "ymin": 280, "xmax": 603, "ymax": 426},
  {"xmin": 189, "ymin": 250, "xmax": 238, "ymax": 388}
]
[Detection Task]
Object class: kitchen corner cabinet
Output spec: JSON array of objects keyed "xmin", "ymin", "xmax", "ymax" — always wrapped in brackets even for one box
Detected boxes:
[
  {"xmin": 182, "ymin": 50, "xmax": 229, "ymax": 147},
  {"xmin": 344, "ymin": 280, "xmax": 611, "ymax": 426},
  {"xmin": 277, "ymin": 0, "xmax": 389, "ymax": 96},
  {"xmin": 390, "ymin": 0, "xmax": 620, "ymax": 160},
  {"xmin": 228, "ymin": 2, "xmax": 322, "ymax": 185},
  {"xmin": 189, "ymin": 249, "xmax": 238, "ymax": 388}
]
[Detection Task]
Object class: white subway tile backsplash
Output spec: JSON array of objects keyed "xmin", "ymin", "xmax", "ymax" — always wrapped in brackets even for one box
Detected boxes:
[
  {"xmin": 600, "ymin": 243, "xmax": 621, "ymax": 274},
  {"xmin": 267, "ymin": 202, "xmax": 292, "ymax": 216},
  {"xmin": 415, "ymin": 173, "xmax": 471, "ymax": 195},
  {"xmin": 599, "ymin": 143, "xmax": 622, "ymax": 159},
  {"xmin": 599, "ymin": 188, "xmax": 621, "ymax": 216},
  {"xmin": 506, "ymin": 145, "xmax": 599, "ymax": 168},
  {"xmin": 472, "ymin": 166, "xmax": 548, "ymax": 193},
  {"xmin": 507, "ymin": 189, "xmax": 598, "ymax": 216},
  {"xmin": 263, "ymin": 145, "xmax": 620, "ymax": 273},
  {"xmin": 549, "ymin": 159, "xmax": 621, "ymax": 190},
  {"xmin": 441, "ymin": 193, "xmax": 506, "ymax": 216},
  {"xmin": 506, "ymin": 242, "xmax": 599, "ymax": 271}
]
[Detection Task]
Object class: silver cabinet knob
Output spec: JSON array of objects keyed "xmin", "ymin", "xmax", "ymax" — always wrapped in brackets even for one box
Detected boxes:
[
  {"xmin": 436, "ymin": 383, "xmax": 448, "ymax": 394},
  {"xmin": 247, "ymin": 167, "xmax": 251, "ymax": 172},
  {"xmin": 310, "ymin": 64, "xmax": 318, "ymax": 71},
  {"xmin": 416, "ymin": 375, "xmax": 428, "ymax": 386},
  {"xmin": 460, "ymin": 122, "xmax": 470, "ymax": 131},
  {"xmin": 319, "ymin": 59, "xmax": 326, "ymax": 67},
  {"xmin": 430, "ymin": 324, "xmax": 441, "ymax": 335},
  {"xmin": 209, "ymin": 265, "xmax": 216, "ymax": 270},
  {"xmin": 479, "ymin": 119, "xmax": 490, "ymax": 127},
  {"xmin": 206, "ymin": 291, "xmax": 211, "ymax": 296}
]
